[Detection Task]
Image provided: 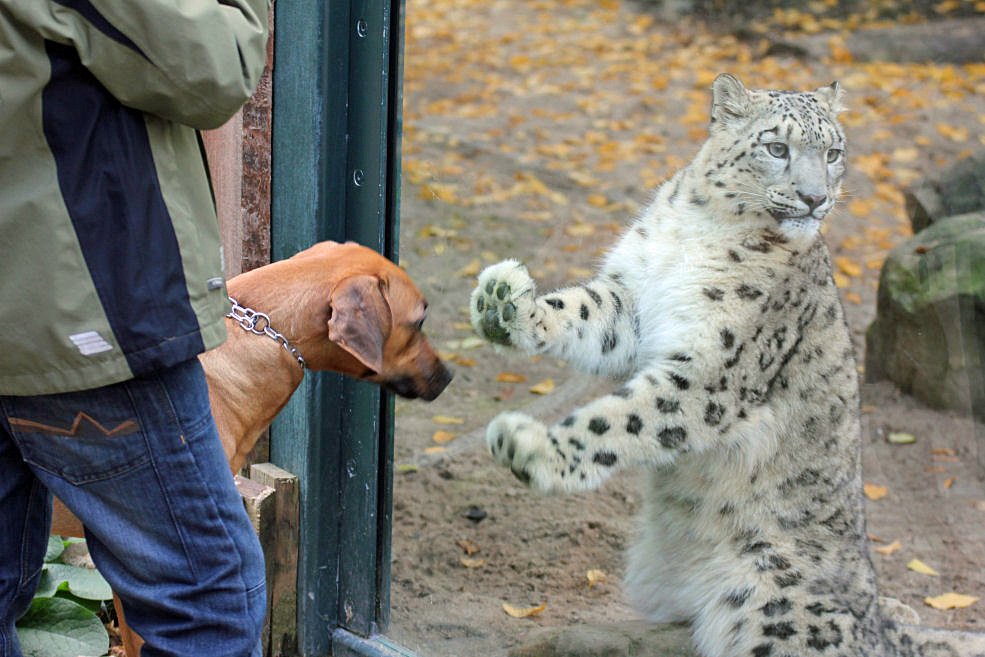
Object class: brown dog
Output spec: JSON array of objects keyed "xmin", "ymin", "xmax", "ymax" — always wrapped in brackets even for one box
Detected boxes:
[{"xmin": 49, "ymin": 241, "xmax": 452, "ymax": 654}]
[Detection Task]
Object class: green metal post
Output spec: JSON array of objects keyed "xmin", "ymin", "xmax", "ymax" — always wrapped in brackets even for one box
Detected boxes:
[{"xmin": 270, "ymin": 0, "xmax": 403, "ymax": 653}]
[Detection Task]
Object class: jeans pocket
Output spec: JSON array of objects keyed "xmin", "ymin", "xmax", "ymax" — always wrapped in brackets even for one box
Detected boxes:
[{"xmin": 1, "ymin": 384, "xmax": 150, "ymax": 486}]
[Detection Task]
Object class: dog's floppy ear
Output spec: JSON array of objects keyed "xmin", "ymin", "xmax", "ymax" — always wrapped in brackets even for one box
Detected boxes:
[{"xmin": 327, "ymin": 275, "xmax": 392, "ymax": 374}]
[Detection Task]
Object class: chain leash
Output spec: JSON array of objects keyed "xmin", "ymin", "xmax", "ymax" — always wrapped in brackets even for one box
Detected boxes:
[{"xmin": 226, "ymin": 297, "xmax": 306, "ymax": 370}]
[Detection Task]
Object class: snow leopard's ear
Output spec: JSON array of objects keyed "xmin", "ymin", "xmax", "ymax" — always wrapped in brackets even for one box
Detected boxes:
[
  {"xmin": 815, "ymin": 81, "xmax": 846, "ymax": 114},
  {"xmin": 710, "ymin": 74, "xmax": 753, "ymax": 130}
]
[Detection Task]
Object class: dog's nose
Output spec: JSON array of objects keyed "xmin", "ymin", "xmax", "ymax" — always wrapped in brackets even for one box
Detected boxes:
[{"xmin": 421, "ymin": 364, "xmax": 453, "ymax": 401}]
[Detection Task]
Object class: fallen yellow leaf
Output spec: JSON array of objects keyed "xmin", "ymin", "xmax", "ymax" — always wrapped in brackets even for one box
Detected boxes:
[
  {"xmin": 944, "ymin": 476, "xmax": 956, "ymax": 488},
  {"xmin": 503, "ymin": 602, "xmax": 546, "ymax": 618},
  {"xmin": 496, "ymin": 372, "xmax": 528, "ymax": 383},
  {"xmin": 875, "ymin": 540, "xmax": 901, "ymax": 556},
  {"xmin": 835, "ymin": 256, "xmax": 863, "ymax": 278},
  {"xmin": 457, "ymin": 259, "xmax": 481, "ymax": 278},
  {"xmin": 887, "ymin": 432, "xmax": 916, "ymax": 444},
  {"xmin": 863, "ymin": 483, "xmax": 888, "ymax": 501},
  {"xmin": 907, "ymin": 558, "xmax": 938, "ymax": 576},
  {"xmin": 828, "ymin": 35, "xmax": 854, "ymax": 63},
  {"xmin": 530, "ymin": 379, "xmax": 555, "ymax": 394},
  {"xmin": 459, "ymin": 538, "xmax": 480, "ymax": 555},
  {"xmin": 568, "ymin": 267, "xmax": 593, "ymax": 278},
  {"xmin": 459, "ymin": 336, "xmax": 485, "ymax": 350},
  {"xmin": 933, "ymin": 0, "xmax": 961, "ymax": 13},
  {"xmin": 937, "ymin": 123, "xmax": 969, "ymax": 142},
  {"xmin": 891, "ymin": 147, "xmax": 919, "ymax": 163},
  {"xmin": 432, "ymin": 415, "xmax": 465, "ymax": 425},
  {"xmin": 847, "ymin": 199, "xmax": 873, "ymax": 218},
  {"xmin": 460, "ymin": 557, "xmax": 486, "ymax": 569},
  {"xmin": 423, "ymin": 446, "xmax": 446, "ymax": 454},
  {"xmin": 432, "ymin": 430, "xmax": 457, "ymax": 444},
  {"xmin": 925, "ymin": 593, "xmax": 978, "ymax": 610},
  {"xmin": 587, "ymin": 569, "xmax": 606, "ymax": 588},
  {"xmin": 565, "ymin": 222, "xmax": 596, "ymax": 237},
  {"xmin": 833, "ymin": 272, "xmax": 850, "ymax": 288},
  {"xmin": 396, "ymin": 464, "xmax": 419, "ymax": 474}
]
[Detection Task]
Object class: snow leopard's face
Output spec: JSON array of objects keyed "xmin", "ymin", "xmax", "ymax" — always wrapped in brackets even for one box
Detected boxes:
[{"xmin": 707, "ymin": 75, "xmax": 847, "ymax": 232}]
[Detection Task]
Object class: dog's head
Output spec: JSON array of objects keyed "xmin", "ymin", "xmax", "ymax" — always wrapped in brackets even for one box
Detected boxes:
[{"xmin": 292, "ymin": 242, "xmax": 452, "ymax": 401}]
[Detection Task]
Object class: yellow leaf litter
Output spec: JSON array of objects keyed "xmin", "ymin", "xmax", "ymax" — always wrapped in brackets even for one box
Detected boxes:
[
  {"xmin": 586, "ymin": 569, "xmax": 607, "ymax": 588},
  {"xmin": 907, "ymin": 558, "xmax": 938, "ymax": 576},
  {"xmin": 863, "ymin": 483, "xmax": 888, "ymax": 501},
  {"xmin": 503, "ymin": 602, "xmax": 546, "ymax": 618},
  {"xmin": 874, "ymin": 540, "xmax": 901, "ymax": 556},
  {"xmin": 925, "ymin": 593, "xmax": 979, "ymax": 610},
  {"xmin": 432, "ymin": 415, "xmax": 465, "ymax": 425},
  {"xmin": 432, "ymin": 430, "xmax": 457, "ymax": 443}
]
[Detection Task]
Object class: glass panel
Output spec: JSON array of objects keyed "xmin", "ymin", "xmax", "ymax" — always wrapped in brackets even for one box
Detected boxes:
[{"xmin": 390, "ymin": 0, "xmax": 985, "ymax": 656}]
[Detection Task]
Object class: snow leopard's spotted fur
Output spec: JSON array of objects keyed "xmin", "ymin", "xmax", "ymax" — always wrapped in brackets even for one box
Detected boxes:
[{"xmin": 470, "ymin": 75, "xmax": 985, "ymax": 657}]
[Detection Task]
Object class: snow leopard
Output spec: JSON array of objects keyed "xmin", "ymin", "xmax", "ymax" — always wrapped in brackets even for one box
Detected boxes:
[{"xmin": 470, "ymin": 74, "xmax": 985, "ymax": 657}]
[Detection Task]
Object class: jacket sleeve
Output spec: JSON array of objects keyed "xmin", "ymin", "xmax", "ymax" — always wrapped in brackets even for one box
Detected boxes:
[{"xmin": 4, "ymin": 0, "xmax": 270, "ymax": 129}]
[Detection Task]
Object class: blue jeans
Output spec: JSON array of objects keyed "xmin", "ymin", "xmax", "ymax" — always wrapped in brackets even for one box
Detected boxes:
[{"xmin": 0, "ymin": 359, "xmax": 265, "ymax": 657}]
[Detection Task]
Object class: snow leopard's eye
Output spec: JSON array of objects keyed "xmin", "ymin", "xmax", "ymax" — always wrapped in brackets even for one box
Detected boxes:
[
  {"xmin": 826, "ymin": 148, "xmax": 843, "ymax": 164},
  {"xmin": 765, "ymin": 142, "xmax": 788, "ymax": 159}
]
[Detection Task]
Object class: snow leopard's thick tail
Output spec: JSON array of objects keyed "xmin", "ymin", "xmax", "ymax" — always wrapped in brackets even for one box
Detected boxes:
[{"xmin": 884, "ymin": 622, "xmax": 985, "ymax": 657}]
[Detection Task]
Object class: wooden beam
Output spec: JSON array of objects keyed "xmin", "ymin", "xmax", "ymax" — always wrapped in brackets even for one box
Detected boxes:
[{"xmin": 249, "ymin": 463, "xmax": 300, "ymax": 657}]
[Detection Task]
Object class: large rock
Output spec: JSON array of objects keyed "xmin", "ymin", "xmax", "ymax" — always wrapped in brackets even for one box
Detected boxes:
[
  {"xmin": 508, "ymin": 621, "xmax": 696, "ymax": 657},
  {"xmin": 865, "ymin": 212, "xmax": 985, "ymax": 423},
  {"xmin": 905, "ymin": 152, "xmax": 985, "ymax": 233}
]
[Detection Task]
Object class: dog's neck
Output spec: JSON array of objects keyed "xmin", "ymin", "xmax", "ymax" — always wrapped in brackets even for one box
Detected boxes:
[{"xmin": 199, "ymin": 317, "xmax": 306, "ymax": 473}]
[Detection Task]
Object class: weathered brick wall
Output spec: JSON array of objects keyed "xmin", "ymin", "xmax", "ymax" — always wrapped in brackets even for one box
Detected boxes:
[{"xmin": 202, "ymin": 5, "xmax": 274, "ymax": 278}]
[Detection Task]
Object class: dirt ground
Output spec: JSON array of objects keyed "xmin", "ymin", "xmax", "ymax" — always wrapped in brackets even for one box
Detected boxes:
[{"xmin": 385, "ymin": 1, "xmax": 985, "ymax": 655}]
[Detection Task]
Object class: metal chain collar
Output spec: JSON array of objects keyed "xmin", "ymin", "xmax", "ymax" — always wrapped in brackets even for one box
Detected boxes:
[{"xmin": 226, "ymin": 297, "xmax": 306, "ymax": 370}]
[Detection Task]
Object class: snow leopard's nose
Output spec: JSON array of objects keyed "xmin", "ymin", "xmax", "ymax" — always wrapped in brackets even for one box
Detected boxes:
[{"xmin": 798, "ymin": 192, "xmax": 826, "ymax": 212}]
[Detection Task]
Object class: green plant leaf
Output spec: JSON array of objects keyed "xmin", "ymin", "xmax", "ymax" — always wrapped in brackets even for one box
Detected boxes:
[
  {"xmin": 55, "ymin": 590, "xmax": 104, "ymax": 614},
  {"xmin": 32, "ymin": 571, "xmax": 59, "ymax": 599},
  {"xmin": 44, "ymin": 536, "xmax": 64, "ymax": 563},
  {"xmin": 15, "ymin": 596, "xmax": 109, "ymax": 657},
  {"xmin": 42, "ymin": 564, "xmax": 112, "ymax": 601}
]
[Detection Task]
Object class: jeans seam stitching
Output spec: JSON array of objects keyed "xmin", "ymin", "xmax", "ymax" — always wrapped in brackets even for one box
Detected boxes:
[
  {"xmin": 18, "ymin": 480, "xmax": 43, "ymax": 591},
  {"xmin": 125, "ymin": 378, "xmax": 200, "ymax": 580},
  {"xmin": 151, "ymin": 369, "xmax": 261, "ymax": 613}
]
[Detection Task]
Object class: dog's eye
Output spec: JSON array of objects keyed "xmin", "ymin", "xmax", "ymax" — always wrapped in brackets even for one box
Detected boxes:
[{"xmin": 414, "ymin": 317, "xmax": 425, "ymax": 331}]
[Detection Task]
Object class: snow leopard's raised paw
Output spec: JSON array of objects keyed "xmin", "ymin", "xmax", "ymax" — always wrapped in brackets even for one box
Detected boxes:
[
  {"xmin": 470, "ymin": 260, "xmax": 537, "ymax": 348},
  {"xmin": 486, "ymin": 411, "xmax": 553, "ymax": 491}
]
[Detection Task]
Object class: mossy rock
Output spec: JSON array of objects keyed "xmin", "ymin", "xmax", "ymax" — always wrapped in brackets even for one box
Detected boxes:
[
  {"xmin": 865, "ymin": 212, "xmax": 985, "ymax": 421},
  {"xmin": 905, "ymin": 152, "xmax": 985, "ymax": 233}
]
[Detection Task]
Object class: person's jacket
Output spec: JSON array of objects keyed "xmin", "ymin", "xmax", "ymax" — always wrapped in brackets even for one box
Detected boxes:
[{"xmin": 0, "ymin": 0, "xmax": 269, "ymax": 395}]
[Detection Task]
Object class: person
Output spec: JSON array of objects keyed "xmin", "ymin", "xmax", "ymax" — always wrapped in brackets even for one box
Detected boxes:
[{"xmin": 0, "ymin": 2, "xmax": 271, "ymax": 655}]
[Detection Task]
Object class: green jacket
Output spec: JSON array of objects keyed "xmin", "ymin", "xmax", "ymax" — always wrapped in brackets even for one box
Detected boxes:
[{"xmin": 0, "ymin": 0, "xmax": 269, "ymax": 395}]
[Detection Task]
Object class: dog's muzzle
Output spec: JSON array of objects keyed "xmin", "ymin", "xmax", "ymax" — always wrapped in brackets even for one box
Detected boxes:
[{"xmin": 385, "ymin": 365, "xmax": 453, "ymax": 401}]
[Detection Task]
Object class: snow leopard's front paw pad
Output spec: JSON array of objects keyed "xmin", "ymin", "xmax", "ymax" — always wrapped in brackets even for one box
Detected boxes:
[
  {"xmin": 486, "ymin": 411, "xmax": 553, "ymax": 490},
  {"xmin": 470, "ymin": 260, "xmax": 536, "ymax": 347}
]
